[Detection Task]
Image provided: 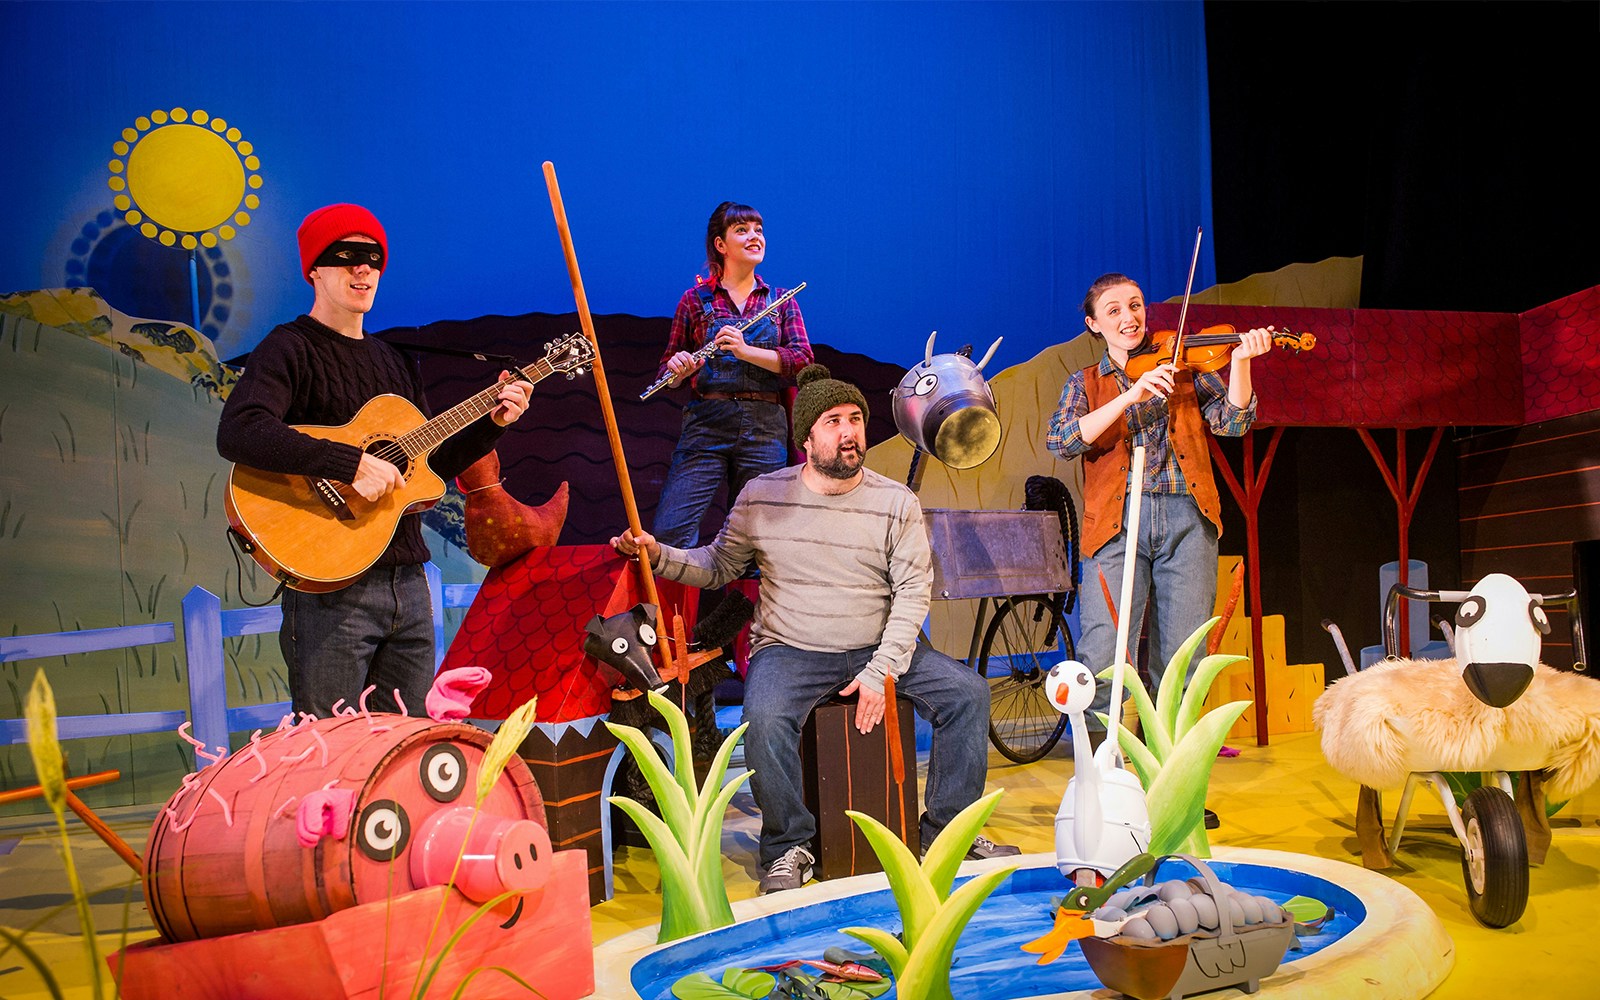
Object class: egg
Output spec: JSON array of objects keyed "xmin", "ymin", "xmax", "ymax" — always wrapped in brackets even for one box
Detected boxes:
[
  {"xmin": 1144, "ymin": 904, "xmax": 1181, "ymax": 940},
  {"xmin": 1255, "ymin": 896, "xmax": 1286, "ymax": 924},
  {"xmin": 1224, "ymin": 896, "xmax": 1248, "ymax": 929},
  {"xmin": 1168, "ymin": 896, "xmax": 1200, "ymax": 935},
  {"xmin": 1119, "ymin": 915, "xmax": 1157, "ymax": 940},
  {"xmin": 1156, "ymin": 880, "xmax": 1193, "ymax": 902}
]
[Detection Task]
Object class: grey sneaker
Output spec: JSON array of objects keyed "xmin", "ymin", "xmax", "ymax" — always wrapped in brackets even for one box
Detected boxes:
[
  {"xmin": 966, "ymin": 835, "xmax": 1021, "ymax": 861},
  {"xmin": 759, "ymin": 845, "xmax": 815, "ymax": 894}
]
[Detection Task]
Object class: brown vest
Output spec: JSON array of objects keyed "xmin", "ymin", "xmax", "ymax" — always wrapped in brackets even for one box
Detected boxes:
[{"xmin": 1079, "ymin": 364, "xmax": 1224, "ymax": 557}]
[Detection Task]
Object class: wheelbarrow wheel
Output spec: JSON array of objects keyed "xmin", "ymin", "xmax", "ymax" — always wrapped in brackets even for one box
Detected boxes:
[
  {"xmin": 1461, "ymin": 785, "xmax": 1528, "ymax": 928},
  {"xmin": 979, "ymin": 595, "xmax": 1070, "ymax": 763}
]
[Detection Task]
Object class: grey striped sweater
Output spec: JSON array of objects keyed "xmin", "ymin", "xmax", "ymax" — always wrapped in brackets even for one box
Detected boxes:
[{"xmin": 653, "ymin": 465, "xmax": 931, "ymax": 692}]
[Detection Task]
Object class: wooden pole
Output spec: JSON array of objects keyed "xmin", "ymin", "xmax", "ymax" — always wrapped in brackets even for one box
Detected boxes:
[
  {"xmin": 65, "ymin": 790, "xmax": 143, "ymax": 873},
  {"xmin": 541, "ymin": 162, "xmax": 663, "ymax": 623},
  {"xmin": 1, "ymin": 770, "xmax": 143, "ymax": 872}
]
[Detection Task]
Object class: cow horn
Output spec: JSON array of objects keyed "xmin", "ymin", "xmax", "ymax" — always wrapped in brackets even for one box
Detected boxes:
[{"xmin": 976, "ymin": 337, "xmax": 1003, "ymax": 372}]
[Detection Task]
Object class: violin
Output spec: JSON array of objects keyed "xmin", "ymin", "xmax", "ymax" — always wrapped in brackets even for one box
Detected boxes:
[{"xmin": 1124, "ymin": 324, "xmax": 1316, "ymax": 379}]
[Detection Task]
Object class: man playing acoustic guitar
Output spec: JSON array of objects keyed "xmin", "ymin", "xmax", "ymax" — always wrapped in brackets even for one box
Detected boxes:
[{"xmin": 217, "ymin": 204, "xmax": 531, "ymax": 718}]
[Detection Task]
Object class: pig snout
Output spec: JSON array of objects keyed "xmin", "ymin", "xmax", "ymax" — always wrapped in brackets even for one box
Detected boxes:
[{"xmin": 409, "ymin": 807, "xmax": 552, "ymax": 901}]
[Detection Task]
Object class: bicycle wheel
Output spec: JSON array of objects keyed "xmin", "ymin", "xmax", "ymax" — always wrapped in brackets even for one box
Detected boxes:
[{"xmin": 979, "ymin": 595, "xmax": 1071, "ymax": 763}]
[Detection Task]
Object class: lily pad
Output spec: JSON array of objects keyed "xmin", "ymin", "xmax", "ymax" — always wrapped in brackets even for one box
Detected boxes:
[
  {"xmin": 671, "ymin": 968, "xmax": 776, "ymax": 999},
  {"xmin": 1283, "ymin": 894, "xmax": 1333, "ymax": 932}
]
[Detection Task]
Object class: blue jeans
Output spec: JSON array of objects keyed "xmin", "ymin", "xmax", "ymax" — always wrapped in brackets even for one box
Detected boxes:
[
  {"xmin": 652, "ymin": 399, "xmax": 788, "ymax": 547},
  {"xmin": 1077, "ymin": 492, "xmax": 1218, "ymax": 726},
  {"xmin": 743, "ymin": 642, "xmax": 990, "ymax": 866},
  {"xmin": 280, "ymin": 563, "xmax": 435, "ymax": 718}
]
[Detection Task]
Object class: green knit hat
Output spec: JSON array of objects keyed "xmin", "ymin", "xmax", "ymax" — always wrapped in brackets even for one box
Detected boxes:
[{"xmin": 792, "ymin": 363, "xmax": 869, "ymax": 448}]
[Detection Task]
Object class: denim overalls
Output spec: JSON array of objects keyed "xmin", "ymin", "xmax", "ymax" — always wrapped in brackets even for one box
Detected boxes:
[{"xmin": 651, "ymin": 284, "xmax": 791, "ymax": 547}]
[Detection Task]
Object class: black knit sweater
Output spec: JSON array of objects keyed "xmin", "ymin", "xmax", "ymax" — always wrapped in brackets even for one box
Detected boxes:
[{"xmin": 217, "ymin": 315, "xmax": 505, "ymax": 566}]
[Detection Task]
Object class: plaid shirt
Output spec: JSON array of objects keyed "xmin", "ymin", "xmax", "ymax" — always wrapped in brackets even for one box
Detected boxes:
[
  {"xmin": 656, "ymin": 275, "xmax": 814, "ymax": 384},
  {"xmin": 1046, "ymin": 354, "xmax": 1256, "ymax": 493}
]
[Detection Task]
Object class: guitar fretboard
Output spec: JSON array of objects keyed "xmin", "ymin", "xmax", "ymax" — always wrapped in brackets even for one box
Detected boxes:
[{"xmin": 394, "ymin": 358, "xmax": 556, "ymax": 457}]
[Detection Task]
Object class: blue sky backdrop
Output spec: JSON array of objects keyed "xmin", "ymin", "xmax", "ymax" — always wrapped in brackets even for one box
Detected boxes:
[{"xmin": 0, "ymin": 1, "xmax": 1214, "ymax": 365}]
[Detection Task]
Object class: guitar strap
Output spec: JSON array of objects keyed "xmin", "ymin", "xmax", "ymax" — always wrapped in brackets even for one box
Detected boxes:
[{"xmin": 379, "ymin": 338, "xmax": 519, "ymax": 365}]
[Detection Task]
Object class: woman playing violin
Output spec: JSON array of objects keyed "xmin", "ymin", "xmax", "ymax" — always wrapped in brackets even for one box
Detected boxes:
[{"xmin": 1046, "ymin": 273, "xmax": 1272, "ymax": 742}]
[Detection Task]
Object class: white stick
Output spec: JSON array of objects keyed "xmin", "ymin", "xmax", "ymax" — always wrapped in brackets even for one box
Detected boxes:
[{"xmin": 1106, "ymin": 445, "xmax": 1146, "ymax": 765}]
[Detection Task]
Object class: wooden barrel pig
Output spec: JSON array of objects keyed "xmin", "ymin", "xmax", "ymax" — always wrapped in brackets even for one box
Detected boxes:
[{"xmin": 144, "ymin": 715, "xmax": 549, "ymax": 943}]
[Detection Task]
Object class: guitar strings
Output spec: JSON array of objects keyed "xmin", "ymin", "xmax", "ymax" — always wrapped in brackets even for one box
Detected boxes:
[{"xmin": 360, "ymin": 361, "xmax": 552, "ymax": 469}]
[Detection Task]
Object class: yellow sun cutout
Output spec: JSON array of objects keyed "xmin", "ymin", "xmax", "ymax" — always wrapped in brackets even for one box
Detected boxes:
[{"xmin": 108, "ymin": 107, "xmax": 264, "ymax": 251}]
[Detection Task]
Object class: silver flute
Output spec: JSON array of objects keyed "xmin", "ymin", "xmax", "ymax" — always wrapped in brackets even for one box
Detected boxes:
[{"xmin": 638, "ymin": 282, "xmax": 807, "ymax": 400}]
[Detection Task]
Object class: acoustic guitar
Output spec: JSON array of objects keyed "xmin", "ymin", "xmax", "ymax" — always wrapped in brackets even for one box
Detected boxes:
[{"xmin": 225, "ymin": 333, "xmax": 593, "ymax": 593}]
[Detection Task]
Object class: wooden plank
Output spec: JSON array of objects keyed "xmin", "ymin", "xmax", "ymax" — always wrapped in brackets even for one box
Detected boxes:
[
  {"xmin": 0, "ymin": 710, "xmax": 187, "ymax": 745},
  {"xmin": 1458, "ymin": 542, "xmax": 1577, "ymax": 581},
  {"xmin": 1459, "ymin": 470, "xmax": 1600, "ymax": 519},
  {"xmin": 1456, "ymin": 425, "xmax": 1600, "ymax": 485},
  {"xmin": 1459, "ymin": 503, "xmax": 1600, "ymax": 551},
  {"xmin": 219, "ymin": 605, "xmax": 283, "ymax": 638},
  {"xmin": 1457, "ymin": 409, "xmax": 1600, "ymax": 459},
  {"xmin": 227, "ymin": 702, "xmax": 293, "ymax": 732},
  {"xmin": 0, "ymin": 622, "xmax": 175, "ymax": 662}
]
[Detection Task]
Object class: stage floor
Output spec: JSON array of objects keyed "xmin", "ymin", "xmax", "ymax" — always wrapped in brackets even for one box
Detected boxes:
[{"xmin": 3, "ymin": 730, "xmax": 1598, "ymax": 998}]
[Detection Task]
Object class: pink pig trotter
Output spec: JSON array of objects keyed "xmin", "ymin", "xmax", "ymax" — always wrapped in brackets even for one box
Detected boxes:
[{"xmin": 409, "ymin": 806, "xmax": 553, "ymax": 902}]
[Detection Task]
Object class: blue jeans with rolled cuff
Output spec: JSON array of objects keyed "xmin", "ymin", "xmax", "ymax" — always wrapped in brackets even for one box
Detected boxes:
[
  {"xmin": 742, "ymin": 642, "xmax": 990, "ymax": 867},
  {"xmin": 1076, "ymin": 491, "xmax": 1219, "ymax": 729},
  {"xmin": 280, "ymin": 562, "xmax": 435, "ymax": 718}
]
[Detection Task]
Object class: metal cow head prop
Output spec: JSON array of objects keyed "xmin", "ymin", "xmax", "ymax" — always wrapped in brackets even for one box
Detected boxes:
[
  {"xmin": 1453, "ymin": 573, "xmax": 1548, "ymax": 708},
  {"xmin": 583, "ymin": 603, "xmax": 666, "ymax": 693},
  {"xmin": 889, "ymin": 332, "xmax": 1004, "ymax": 469}
]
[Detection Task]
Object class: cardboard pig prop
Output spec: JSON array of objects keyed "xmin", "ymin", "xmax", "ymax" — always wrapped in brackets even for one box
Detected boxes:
[{"xmin": 112, "ymin": 669, "xmax": 594, "ymax": 999}]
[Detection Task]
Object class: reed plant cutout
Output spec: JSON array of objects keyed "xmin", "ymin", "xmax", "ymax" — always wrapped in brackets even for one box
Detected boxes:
[
  {"xmin": 22, "ymin": 669, "xmax": 108, "ymax": 999},
  {"xmin": 841, "ymin": 790, "xmax": 1017, "ymax": 1000},
  {"xmin": 607, "ymin": 689, "xmax": 751, "ymax": 943},
  {"xmin": 1097, "ymin": 617, "xmax": 1250, "ymax": 857},
  {"xmin": 411, "ymin": 696, "xmax": 546, "ymax": 1000}
]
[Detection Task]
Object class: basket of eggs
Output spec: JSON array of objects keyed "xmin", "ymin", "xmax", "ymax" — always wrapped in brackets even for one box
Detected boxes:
[{"xmin": 1077, "ymin": 855, "xmax": 1295, "ymax": 1000}]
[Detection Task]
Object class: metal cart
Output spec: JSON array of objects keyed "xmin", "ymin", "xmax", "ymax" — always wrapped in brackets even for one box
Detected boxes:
[
  {"xmin": 924, "ymin": 508, "xmax": 1076, "ymax": 763},
  {"xmin": 1323, "ymin": 582, "xmax": 1585, "ymax": 927}
]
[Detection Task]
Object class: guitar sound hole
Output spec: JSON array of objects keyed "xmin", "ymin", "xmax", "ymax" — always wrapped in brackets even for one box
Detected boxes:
[{"xmin": 365, "ymin": 440, "xmax": 409, "ymax": 478}]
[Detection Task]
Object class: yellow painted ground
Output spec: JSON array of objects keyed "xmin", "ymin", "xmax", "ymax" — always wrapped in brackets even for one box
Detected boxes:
[{"xmin": 4, "ymin": 731, "xmax": 1598, "ymax": 997}]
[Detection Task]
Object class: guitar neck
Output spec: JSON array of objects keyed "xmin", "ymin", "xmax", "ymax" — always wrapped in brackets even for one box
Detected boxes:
[{"xmin": 397, "ymin": 359, "xmax": 553, "ymax": 457}]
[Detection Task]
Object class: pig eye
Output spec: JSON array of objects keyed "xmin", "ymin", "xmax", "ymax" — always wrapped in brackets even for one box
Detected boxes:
[
  {"xmin": 637, "ymin": 623, "xmax": 657, "ymax": 646},
  {"xmin": 611, "ymin": 637, "xmax": 630, "ymax": 655},
  {"xmin": 914, "ymin": 373, "xmax": 939, "ymax": 396},
  {"xmin": 420, "ymin": 744, "xmax": 467, "ymax": 803},
  {"xmin": 1455, "ymin": 596, "xmax": 1486, "ymax": 628},
  {"xmin": 1529, "ymin": 599, "xmax": 1551, "ymax": 635},
  {"xmin": 355, "ymin": 800, "xmax": 411, "ymax": 861}
]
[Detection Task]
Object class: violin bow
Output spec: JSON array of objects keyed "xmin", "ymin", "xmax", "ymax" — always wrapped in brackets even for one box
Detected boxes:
[{"xmin": 1169, "ymin": 226, "xmax": 1205, "ymax": 365}]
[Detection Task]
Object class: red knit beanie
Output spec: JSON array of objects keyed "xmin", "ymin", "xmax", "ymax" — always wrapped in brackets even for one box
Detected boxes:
[{"xmin": 297, "ymin": 204, "xmax": 388, "ymax": 282}]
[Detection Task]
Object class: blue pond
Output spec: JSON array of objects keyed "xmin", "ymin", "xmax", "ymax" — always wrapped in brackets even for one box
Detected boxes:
[{"xmin": 631, "ymin": 860, "xmax": 1366, "ymax": 1000}]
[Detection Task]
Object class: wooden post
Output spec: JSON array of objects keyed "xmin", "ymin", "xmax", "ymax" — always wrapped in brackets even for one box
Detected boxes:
[
  {"xmin": 1208, "ymin": 426, "xmax": 1285, "ymax": 745},
  {"xmin": 1356, "ymin": 428, "xmax": 1444, "ymax": 657}
]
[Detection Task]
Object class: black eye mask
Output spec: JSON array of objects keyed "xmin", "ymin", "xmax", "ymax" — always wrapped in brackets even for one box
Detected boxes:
[{"xmin": 314, "ymin": 240, "xmax": 385, "ymax": 270}]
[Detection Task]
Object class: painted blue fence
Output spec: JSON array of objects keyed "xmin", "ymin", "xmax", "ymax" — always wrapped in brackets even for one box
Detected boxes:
[{"xmin": 1, "ymin": 564, "xmax": 481, "ymax": 767}]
